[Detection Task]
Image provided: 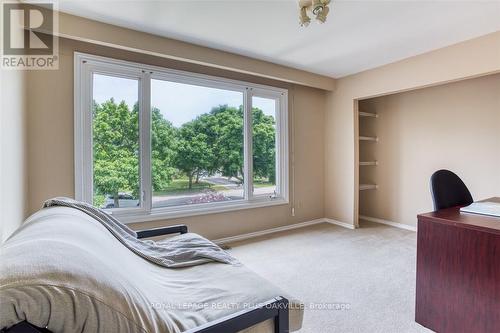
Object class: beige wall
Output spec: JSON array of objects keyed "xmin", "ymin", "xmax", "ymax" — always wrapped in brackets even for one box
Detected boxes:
[
  {"xmin": 358, "ymin": 74, "xmax": 500, "ymax": 227},
  {"xmin": 26, "ymin": 38, "xmax": 326, "ymax": 240},
  {"xmin": 0, "ymin": 69, "xmax": 28, "ymax": 242},
  {"xmin": 325, "ymin": 31, "xmax": 500, "ymax": 226}
]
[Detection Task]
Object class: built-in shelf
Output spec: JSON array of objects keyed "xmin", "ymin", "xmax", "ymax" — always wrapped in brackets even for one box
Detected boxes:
[
  {"xmin": 359, "ymin": 111, "xmax": 378, "ymax": 118},
  {"xmin": 359, "ymin": 136, "xmax": 378, "ymax": 142},
  {"xmin": 359, "ymin": 184, "xmax": 378, "ymax": 191},
  {"xmin": 359, "ymin": 161, "xmax": 378, "ymax": 166}
]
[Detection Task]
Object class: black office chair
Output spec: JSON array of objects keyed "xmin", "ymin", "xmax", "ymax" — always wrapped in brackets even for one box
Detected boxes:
[{"xmin": 430, "ymin": 169, "xmax": 473, "ymax": 211}]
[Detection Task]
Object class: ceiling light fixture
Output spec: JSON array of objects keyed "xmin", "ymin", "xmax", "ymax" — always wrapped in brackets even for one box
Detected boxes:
[{"xmin": 298, "ymin": 0, "xmax": 331, "ymax": 27}]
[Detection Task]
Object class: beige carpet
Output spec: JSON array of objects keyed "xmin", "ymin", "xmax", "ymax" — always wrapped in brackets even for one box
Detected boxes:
[{"xmin": 227, "ymin": 221, "xmax": 432, "ymax": 333}]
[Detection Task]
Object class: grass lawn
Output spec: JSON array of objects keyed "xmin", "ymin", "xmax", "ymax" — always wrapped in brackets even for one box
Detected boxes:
[
  {"xmin": 253, "ymin": 179, "xmax": 275, "ymax": 188},
  {"xmin": 154, "ymin": 177, "xmax": 273, "ymax": 197},
  {"xmin": 154, "ymin": 178, "xmax": 227, "ymax": 196}
]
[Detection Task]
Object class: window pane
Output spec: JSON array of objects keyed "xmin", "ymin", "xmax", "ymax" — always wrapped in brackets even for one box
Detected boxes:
[
  {"xmin": 92, "ymin": 74, "xmax": 140, "ymax": 209},
  {"xmin": 252, "ymin": 96, "xmax": 277, "ymax": 197},
  {"xmin": 151, "ymin": 79, "xmax": 244, "ymax": 208}
]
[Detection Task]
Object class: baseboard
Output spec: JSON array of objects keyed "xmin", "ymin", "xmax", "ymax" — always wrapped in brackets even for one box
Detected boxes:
[
  {"xmin": 213, "ymin": 216, "xmax": 360, "ymax": 245},
  {"xmin": 323, "ymin": 218, "xmax": 357, "ymax": 230},
  {"xmin": 213, "ymin": 218, "xmax": 326, "ymax": 245},
  {"xmin": 359, "ymin": 215, "xmax": 417, "ymax": 232},
  {"xmin": 213, "ymin": 215, "xmax": 414, "ymax": 246}
]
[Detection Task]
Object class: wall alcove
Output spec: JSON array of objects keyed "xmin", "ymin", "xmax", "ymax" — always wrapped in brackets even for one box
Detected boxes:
[{"xmin": 355, "ymin": 73, "xmax": 500, "ymax": 230}]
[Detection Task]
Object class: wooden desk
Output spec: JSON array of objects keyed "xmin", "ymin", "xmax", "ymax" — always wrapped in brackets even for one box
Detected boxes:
[{"xmin": 416, "ymin": 198, "xmax": 500, "ymax": 333}]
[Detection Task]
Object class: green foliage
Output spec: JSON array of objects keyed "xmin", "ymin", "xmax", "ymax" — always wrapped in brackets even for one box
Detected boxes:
[
  {"xmin": 93, "ymin": 194, "xmax": 106, "ymax": 208},
  {"xmin": 205, "ymin": 105, "xmax": 245, "ymax": 180},
  {"xmin": 252, "ymin": 108, "xmax": 276, "ymax": 183},
  {"xmin": 92, "ymin": 100, "xmax": 277, "ymax": 202},
  {"xmin": 93, "ymin": 99, "xmax": 139, "ymax": 207},
  {"xmin": 174, "ymin": 121, "xmax": 214, "ymax": 189},
  {"xmin": 151, "ymin": 107, "xmax": 177, "ymax": 191}
]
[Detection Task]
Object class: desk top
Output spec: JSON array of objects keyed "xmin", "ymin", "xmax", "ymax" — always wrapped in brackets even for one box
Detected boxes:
[{"xmin": 418, "ymin": 197, "xmax": 500, "ymax": 235}]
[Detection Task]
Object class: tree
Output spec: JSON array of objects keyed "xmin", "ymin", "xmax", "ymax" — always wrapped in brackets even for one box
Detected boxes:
[
  {"xmin": 173, "ymin": 121, "xmax": 214, "ymax": 189},
  {"xmin": 252, "ymin": 108, "xmax": 276, "ymax": 183},
  {"xmin": 92, "ymin": 99, "xmax": 139, "ymax": 208},
  {"xmin": 173, "ymin": 104, "xmax": 276, "ymax": 185},
  {"xmin": 92, "ymin": 99, "xmax": 277, "ymax": 202},
  {"xmin": 151, "ymin": 107, "xmax": 177, "ymax": 191},
  {"xmin": 209, "ymin": 105, "xmax": 244, "ymax": 181},
  {"xmin": 172, "ymin": 105, "xmax": 245, "ymax": 187}
]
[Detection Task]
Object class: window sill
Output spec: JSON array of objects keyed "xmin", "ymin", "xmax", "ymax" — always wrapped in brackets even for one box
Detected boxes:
[{"xmin": 114, "ymin": 198, "xmax": 289, "ymax": 224}]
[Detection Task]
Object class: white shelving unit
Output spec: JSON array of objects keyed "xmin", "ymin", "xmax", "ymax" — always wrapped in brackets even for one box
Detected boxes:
[
  {"xmin": 359, "ymin": 161, "xmax": 378, "ymax": 166},
  {"xmin": 359, "ymin": 184, "xmax": 378, "ymax": 191},
  {"xmin": 358, "ymin": 110, "xmax": 378, "ymax": 192},
  {"xmin": 359, "ymin": 136, "xmax": 378, "ymax": 142},
  {"xmin": 359, "ymin": 111, "xmax": 378, "ymax": 118}
]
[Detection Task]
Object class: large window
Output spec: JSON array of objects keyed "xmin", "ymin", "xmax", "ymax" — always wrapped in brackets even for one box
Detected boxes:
[{"xmin": 75, "ymin": 53, "xmax": 288, "ymax": 223}]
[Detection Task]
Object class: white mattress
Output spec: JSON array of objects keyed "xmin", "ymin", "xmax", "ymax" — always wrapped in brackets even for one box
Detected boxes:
[{"xmin": 0, "ymin": 207, "xmax": 303, "ymax": 333}]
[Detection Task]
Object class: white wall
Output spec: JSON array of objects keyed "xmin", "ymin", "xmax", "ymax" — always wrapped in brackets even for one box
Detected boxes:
[{"xmin": 0, "ymin": 68, "xmax": 28, "ymax": 243}]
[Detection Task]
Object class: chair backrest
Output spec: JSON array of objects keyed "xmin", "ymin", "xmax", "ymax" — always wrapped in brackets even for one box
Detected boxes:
[{"xmin": 430, "ymin": 169, "xmax": 473, "ymax": 210}]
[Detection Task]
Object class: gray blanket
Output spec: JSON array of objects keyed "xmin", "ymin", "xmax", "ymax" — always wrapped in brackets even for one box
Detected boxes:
[{"xmin": 43, "ymin": 197, "xmax": 240, "ymax": 268}]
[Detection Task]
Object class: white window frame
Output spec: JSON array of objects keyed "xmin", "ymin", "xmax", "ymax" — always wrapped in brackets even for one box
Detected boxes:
[{"xmin": 74, "ymin": 52, "xmax": 288, "ymax": 223}]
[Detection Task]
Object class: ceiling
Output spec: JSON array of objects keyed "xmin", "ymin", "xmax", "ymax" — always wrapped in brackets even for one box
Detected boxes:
[{"xmin": 58, "ymin": 1, "xmax": 500, "ymax": 78}]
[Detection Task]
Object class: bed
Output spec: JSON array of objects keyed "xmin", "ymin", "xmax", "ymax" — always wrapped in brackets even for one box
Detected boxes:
[{"xmin": 0, "ymin": 207, "xmax": 303, "ymax": 333}]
